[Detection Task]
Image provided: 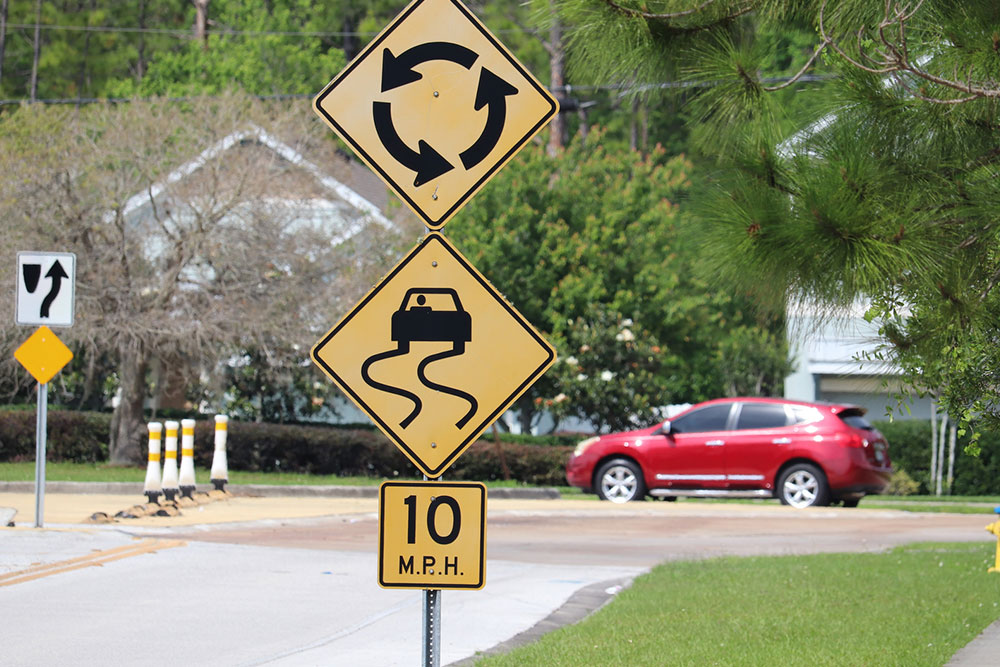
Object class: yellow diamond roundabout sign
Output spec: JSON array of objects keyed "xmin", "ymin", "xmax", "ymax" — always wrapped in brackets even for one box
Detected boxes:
[
  {"xmin": 311, "ymin": 233, "xmax": 556, "ymax": 478},
  {"xmin": 313, "ymin": 0, "xmax": 558, "ymax": 230}
]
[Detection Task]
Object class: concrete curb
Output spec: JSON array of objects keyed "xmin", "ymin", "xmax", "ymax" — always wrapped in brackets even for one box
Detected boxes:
[
  {"xmin": 447, "ymin": 576, "xmax": 635, "ymax": 666},
  {"xmin": 0, "ymin": 481, "xmax": 562, "ymax": 500}
]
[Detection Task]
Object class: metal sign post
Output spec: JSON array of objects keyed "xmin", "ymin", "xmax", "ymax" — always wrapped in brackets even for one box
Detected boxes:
[
  {"xmin": 14, "ymin": 326, "xmax": 75, "ymax": 529},
  {"xmin": 423, "ymin": 588, "xmax": 441, "ymax": 667},
  {"xmin": 34, "ymin": 383, "xmax": 48, "ymax": 528}
]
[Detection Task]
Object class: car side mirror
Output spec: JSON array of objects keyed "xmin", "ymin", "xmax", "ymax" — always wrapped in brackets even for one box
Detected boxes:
[{"xmin": 655, "ymin": 421, "xmax": 671, "ymax": 436}]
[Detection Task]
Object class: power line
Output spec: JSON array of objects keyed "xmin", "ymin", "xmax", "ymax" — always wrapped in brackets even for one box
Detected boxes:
[
  {"xmin": 4, "ymin": 22, "xmax": 541, "ymax": 38},
  {"xmin": 0, "ymin": 74, "xmax": 835, "ymax": 107}
]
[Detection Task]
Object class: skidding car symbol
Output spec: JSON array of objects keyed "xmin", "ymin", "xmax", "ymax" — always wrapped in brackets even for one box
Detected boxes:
[
  {"xmin": 392, "ymin": 288, "xmax": 471, "ymax": 346},
  {"xmin": 362, "ymin": 288, "xmax": 477, "ymax": 430}
]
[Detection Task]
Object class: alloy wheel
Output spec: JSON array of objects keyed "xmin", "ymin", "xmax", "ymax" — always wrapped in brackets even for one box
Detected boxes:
[
  {"xmin": 600, "ymin": 465, "xmax": 639, "ymax": 503},
  {"xmin": 782, "ymin": 469, "xmax": 819, "ymax": 508}
]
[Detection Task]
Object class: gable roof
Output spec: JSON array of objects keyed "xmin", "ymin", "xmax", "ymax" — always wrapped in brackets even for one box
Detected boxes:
[{"xmin": 113, "ymin": 124, "xmax": 394, "ymax": 240}]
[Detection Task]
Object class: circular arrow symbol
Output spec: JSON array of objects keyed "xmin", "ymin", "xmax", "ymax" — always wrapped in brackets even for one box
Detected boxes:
[
  {"xmin": 374, "ymin": 102, "xmax": 455, "ymax": 187},
  {"xmin": 459, "ymin": 68, "xmax": 517, "ymax": 170},
  {"xmin": 381, "ymin": 42, "xmax": 479, "ymax": 92},
  {"xmin": 373, "ymin": 42, "xmax": 519, "ymax": 187}
]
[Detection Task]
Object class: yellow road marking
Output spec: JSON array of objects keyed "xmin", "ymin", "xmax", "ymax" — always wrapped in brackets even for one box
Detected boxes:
[{"xmin": 0, "ymin": 538, "xmax": 186, "ymax": 587}]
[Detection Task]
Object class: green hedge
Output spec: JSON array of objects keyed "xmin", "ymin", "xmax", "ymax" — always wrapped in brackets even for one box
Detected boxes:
[
  {"xmin": 15, "ymin": 409, "xmax": 999, "ymax": 494},
  {"xmin": 874, "ymin": 419, "xmax": 1000, "ymax": 495},
  {"xmin": 0, "ymin": 410, "xmax": 571, "ymax": 486},
  {"xmin": 0, "ymin": 410, "xmax": 110, "ymax": 462}
]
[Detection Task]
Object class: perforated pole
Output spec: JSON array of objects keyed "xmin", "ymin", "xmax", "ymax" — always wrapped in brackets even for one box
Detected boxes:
[
  {"xmin": 422, "ymin": 588, "xmax": 441, "ymax": 667},
  {"xmin": 422, "ymin": 467, "xmax": 441, "ymax": 667}
]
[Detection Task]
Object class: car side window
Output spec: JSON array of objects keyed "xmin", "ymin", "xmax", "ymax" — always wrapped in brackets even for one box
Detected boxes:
[
  {"xmin": 671, "ymin": 404, "xmax": 732, "ymax": 433},
  {"xmin": 735, "ymin": 403, "xmax": 789, "ymax": 430},
  {"xmin": 790, "ymin": 405, "xmax": 823, "ymax": 425}
]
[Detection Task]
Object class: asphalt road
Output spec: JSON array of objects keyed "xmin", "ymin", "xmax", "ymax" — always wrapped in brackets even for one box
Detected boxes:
[{"xmin": 0, "ymin": 493, "xmax": 993, "ymax": 666}]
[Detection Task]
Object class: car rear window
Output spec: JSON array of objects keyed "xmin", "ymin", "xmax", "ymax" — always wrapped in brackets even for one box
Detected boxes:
[
  {"xmin": 838, "ymin": 408, "xmax": 874, "ymax": 430},
  {"xmin": 735, "ymin": 403, "xmax": 789, "ymax": 429}
]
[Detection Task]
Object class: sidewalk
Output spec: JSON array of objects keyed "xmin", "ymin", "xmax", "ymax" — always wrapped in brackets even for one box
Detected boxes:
[{"xmin": 0, "ymin": 481, "xmax": 559, "ymax": 528}]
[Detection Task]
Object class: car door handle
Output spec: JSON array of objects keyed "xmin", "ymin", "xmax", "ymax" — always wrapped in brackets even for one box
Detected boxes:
[
  {"xmin": 706, "ymin": 440, "xmax": 724, "ymax": 446},
  {"xmin": 772, "ymin": 438, "xmax": 792, "ymax": 444}
]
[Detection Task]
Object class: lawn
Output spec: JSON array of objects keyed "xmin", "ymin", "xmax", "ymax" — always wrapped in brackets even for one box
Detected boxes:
[
  {"xmin": 0, "ymin": 461, "xmax": 579, "ymax": 493},
  {"xmin": 477, "ymin": 542, "xmax": 1000, "ymax": 666},
  {"xmin": 4, "ymin": 462, "xmax": 1000, "ymax": 509}
]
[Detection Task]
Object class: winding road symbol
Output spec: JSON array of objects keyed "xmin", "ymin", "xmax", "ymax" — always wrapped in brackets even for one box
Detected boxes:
[{"xmin": 311, "ymin": 0, "xmax": 558, "ymax": 230}]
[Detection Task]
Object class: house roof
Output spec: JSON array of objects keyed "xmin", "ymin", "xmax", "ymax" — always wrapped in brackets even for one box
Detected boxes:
[{"xmin": 115, "ymin": 124, "xmax": 395, "ymax": 240}]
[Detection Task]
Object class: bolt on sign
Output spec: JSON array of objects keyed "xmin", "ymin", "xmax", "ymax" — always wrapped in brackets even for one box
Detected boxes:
[
  {"xmin": 379, "ymin": 481, "xmax": 486, "ymax": 589},
  {"xmin": 312, "ymin": 233, "xmax": 556, "ymax": 478},
  {"xmin": 312, "ymin": 0, "xmax": 558, "ymax": 230}
]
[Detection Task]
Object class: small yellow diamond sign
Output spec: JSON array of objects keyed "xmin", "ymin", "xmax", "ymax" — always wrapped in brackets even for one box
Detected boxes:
[
  {"xmin": 313, "ymin": 0, "xmax": 558, "ymax": 230},
  {"xmin": 379, "ymin": 481, "xmax": 486, "ymax": 589},
  {"xmin": 311, "ymin": 233, "xmax": 555, "ymax": 478},
  {"xmin": 14, "ymin": 326, "xmax": 73, "ymax": 385}
]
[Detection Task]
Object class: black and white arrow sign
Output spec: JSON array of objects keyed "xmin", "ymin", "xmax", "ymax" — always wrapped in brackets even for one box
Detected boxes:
[{"xmin": 16, "ymin": 252, "xmax": 76, "ymax": 327}]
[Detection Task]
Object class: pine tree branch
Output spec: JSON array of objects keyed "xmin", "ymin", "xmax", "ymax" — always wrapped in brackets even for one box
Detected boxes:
[
  {"xmin": 819, "ymin": 0, "xmax": 1000, "ymax": 100},
  {"xmin": 762, "ymin": 41, "xmax": 829, "ymax": 91}
]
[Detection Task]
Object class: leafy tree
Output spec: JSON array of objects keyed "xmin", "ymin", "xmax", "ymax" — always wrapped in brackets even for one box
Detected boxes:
[
  {"xmin": 0, "ymin": 93, "xmax": 406, "ymax": 462},
  {"xmin": 107, "ymin": 0, "xmax": 345, "ymax": 98},
  {"xmin": 0, "ymin": 0, "xmax": 187, "ymax": 100},
  {"xmin": 448, "ymin": 130, "xmax": 789, "ymax": 433},
  {"xmin": 556, "ymin": 0, "xmax": 1000, "ymax": 447}
]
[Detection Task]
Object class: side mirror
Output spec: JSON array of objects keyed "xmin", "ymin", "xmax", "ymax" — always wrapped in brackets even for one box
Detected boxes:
[{"xmin": 655, "ymin": 420, "xmax": 671, "ymax": 436}]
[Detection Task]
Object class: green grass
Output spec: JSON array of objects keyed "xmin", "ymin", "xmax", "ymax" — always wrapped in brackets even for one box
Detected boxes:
[
  {"xmin": 0, "ymin": 461, "xmax": 577, "ymax": 493},
  {"xmin": 2, "ymin": 462, "xmax": 997, "ymax": 511},
  {"xmin": 478, "ymin": 542, "xmax": 1000, "ymax": 666}
]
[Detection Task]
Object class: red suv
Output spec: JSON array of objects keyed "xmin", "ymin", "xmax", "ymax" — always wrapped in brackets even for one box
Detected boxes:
[{"xmin": 565, "ymin": 397, "xmax": 891, "ymax": 508}]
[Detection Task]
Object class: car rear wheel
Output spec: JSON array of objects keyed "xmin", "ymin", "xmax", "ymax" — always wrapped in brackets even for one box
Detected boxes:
[
  {"xmin": 595, "ymin": 459, "xmax": 646, "ymax": 503},
  {"xmin": 777, "ymin": 463, "xmax": 830, "ymax": 508}
]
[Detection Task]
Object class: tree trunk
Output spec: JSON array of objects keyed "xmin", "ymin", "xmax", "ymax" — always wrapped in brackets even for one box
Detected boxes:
[
  {"xmin": 629, "ymin": 97, "xmax": 640, "ymax": 151},
  {"xmin": 929, "ymin": 403, "xmax": 937, "ymax": 495},
  {"xmin": 491, "ymin": 423, "xmax": 511, "ymax": 480},
  {"xmin": 547, "ymin": 0, "xmax": 565, "ymax": 155},
  {"xmin": 109, "ymin": 344, "xmax": 148, "ymax": 465},
  {"xmin": 30, "ymin": 0, "xmax": 41, "ymax": 101},
  {"xmin": 946, "ymin": 422, "xmax": 957, "ymax": 495},
  {"xmin": 136, "ymin": 0, "xmax": 147, "ymax": 81},
  {"xmin": 936, "ymin": 411, "xmax": 947, "ymax": 496},
  {"xmin": 342, "ymin": 15, "xmax": 358, "ymax": 62},
  {"xmin": 193, "ymin": 0, "xmax": 209, "ymax": 49},
  {"xmin": 0, "ymin": 0, "xmax": 10, "ymax": 86},
  {"xmin": 516, "ymin": 394, "xmax": 535, "ymax": 435}
]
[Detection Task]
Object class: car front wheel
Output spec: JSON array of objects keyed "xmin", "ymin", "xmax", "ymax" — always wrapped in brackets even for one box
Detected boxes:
[
  {"xmin": 777, "ymin": 463, "xmax": 830, "ymax": 508},
  {"xmin": 595, "ymin": 459, "xmax": 646, "ymax": 503}
]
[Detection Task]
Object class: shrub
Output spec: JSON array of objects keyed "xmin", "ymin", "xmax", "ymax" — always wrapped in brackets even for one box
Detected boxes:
[
  {"xmin": 874, "ymin": 419, "xmax": 1000, "ymax": 495},
  {"xmin": 0, "ymin": 410, "xmax": 110, "ymax": 462},
  {"xmin": 885, "ymin": 469, "xmax": 920, "ymax": 496}
]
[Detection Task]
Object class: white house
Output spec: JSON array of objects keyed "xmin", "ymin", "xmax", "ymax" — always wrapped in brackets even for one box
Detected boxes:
[{"xmin": 784, "ymin": 299, "xmax": 933, "ymax": 419}]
